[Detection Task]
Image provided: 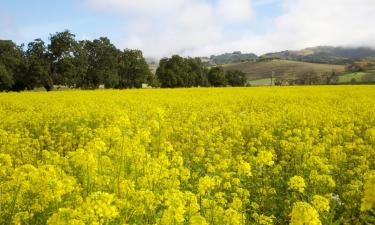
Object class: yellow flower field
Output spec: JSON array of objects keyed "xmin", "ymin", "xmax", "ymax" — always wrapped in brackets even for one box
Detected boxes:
[{"xmin": 0, "ymin": 86, "xmax": 374, "ymax": 224}]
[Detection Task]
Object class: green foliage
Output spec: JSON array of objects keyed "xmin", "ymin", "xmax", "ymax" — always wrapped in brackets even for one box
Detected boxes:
[
  {"xmin": 48, "ymin": 30, "xmax": 77, "ymax": 61},
  {"xmin": 262, "ymin": 46, "xmax": 375, "ymax": 65},
  {"xmin": 208, "ymin": 51, "xmax": 258, "ymax": 65},
  {"xmin": 156, "ymin": 55, "xmax": 209, "ymax": 88},
  {"xmin": 0, "ymin": 31, "xmax": 153, "ymax": 91},
  {"xmin": 156, "ymin": 61, "xmax": 244, "ymax": 87},
  {"xmin": 72, "ymin": 41, "xmax": 90, "ymax": 89},
  {"xmin": 338, "ymin": 72, "xmax": 367, "ymax": 83},
  {"xmin": 187, "ymin": 57, "xmax": 210, "ymax": 87},
  {"xmin": 83, "ymin": 37, "xmax": 120, "ymax": 89},
  {"xmin": 208, "ymin": 67, "xmax": 227, "ymax": 87},
  {"xmin": 225, "ymin": 70, "xmax": 247, "ymax": 86},
  {"xmin": 48, "ymin": 30, "xmax": 79, "ymax": 87},
  {"xmin": 118, "ymin": 49, "xmax": 152, "ymax": 88},
  {"xmin": 339, "ymin": 59, "xmax": 375, "ymax": 84},
  {"xmin": 0, "ymin": 40, "xmax": 23, "ymax": 91},
  {"xmin": 25, "ymin": 39, "xmax": 53, "ymax": 90},
  {"xmin": 0, "ymin": 63, "xmax": 14, "ymax": 90}
]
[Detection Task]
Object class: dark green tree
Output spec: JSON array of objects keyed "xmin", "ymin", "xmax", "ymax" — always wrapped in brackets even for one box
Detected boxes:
[
  {"xmin": 71, "ymin": 40, "xmax": 89, "ymax": 88},
  {"xmin": 208, "ymin": 67, "xmax": 227, "ymax": 87},
  {"xmin": 118, "ymin": 49, "xmax": 152, "ymax": 88},
  {"xmin": 0, "ymin": 40, "xmax": 23, "ymax": 91},
  {"xmin": 156, "ymin": 58, "xmax": 171, "ymax": 87},
  {"xmin": 25, "ymin": 39, "xmax": 53, "ymax": 91},
  {"xmin": 156, "ymin": 55, "xmax": 185, "ymax": 88},
  {"xmin": 48, "ymin": 30, "xmax": 78, "ymax": 87},
  {"xmin": 156, "ymin": 55, "xmax": 209, "ymax": 88},
  {"xmin": 186, "ymin": 58, "xmax": 209, "ymax": 87},
  {"xmin": 0, "ymin": 63, "xmax": 13, "ymax": 91},
  {"xmin": 84, "ymin": 37, "xmax": 119, "ymax": 89},
  {"xmin": 225, "ymin": 70, "xmax": 247, "ymax": 86}
]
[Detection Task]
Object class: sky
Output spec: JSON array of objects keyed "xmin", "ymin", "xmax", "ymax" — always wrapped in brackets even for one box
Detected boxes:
[{"xmin": 1, "ymin": 0, "xmax": 375, "ymax": 58}]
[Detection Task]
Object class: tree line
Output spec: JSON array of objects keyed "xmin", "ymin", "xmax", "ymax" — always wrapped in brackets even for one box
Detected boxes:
[
  {"xmin": 0, "ymin": 31, "xmax": 155, "ymax": 91},
  {"xmin": 156, "ymin": 55, "xmax": 246, "ymax": 88},
  {"xmin": 0, "ymin": 30, "xmax": 247, "ymax": 91}
]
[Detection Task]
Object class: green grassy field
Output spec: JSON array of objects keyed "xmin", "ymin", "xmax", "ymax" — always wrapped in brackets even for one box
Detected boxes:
[
  {"xmin": 248, "ymin": 78, "xmax": 274, "ymax": 86},
  {"xmin": 223, "ymin": 59, "xmax": 345, "ymax": 81},
  {"xmin": 337, "ymin": 72, "xmax": 367, "ymax": 83},
  {"xmin": 338, "ymin": 70, "xmax": 375, "ymax": 83}
]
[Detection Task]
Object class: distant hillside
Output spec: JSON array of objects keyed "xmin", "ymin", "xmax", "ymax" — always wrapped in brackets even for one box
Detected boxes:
[
  {"xmin": 261, "ymin": 46, "xmax": 375, "ymax": 65},
  {"xmin": 223, "ymin": 59, "xmax": 345, "ymax": 85},
  {"xmin": 203, "ymin": 51, "xmax": 258, "ymax": 65}
]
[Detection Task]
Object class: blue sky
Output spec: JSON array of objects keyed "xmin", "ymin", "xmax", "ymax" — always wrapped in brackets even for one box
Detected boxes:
[
  {"xmin": 1, "ymin": 0, "xmax": 124, "ymax": 43},
  {"xmin": 1, "ymin": 0, "xmax": 375, "ymax": 57}
]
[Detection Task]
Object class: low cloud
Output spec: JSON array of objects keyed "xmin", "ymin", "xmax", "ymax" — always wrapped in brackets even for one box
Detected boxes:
[
  {"xmin": 217, "ymin": 0, "xmax": 254, "ymax": 22},
  {"xmin": 86, "ymin": 0, "xmax": 254, "ymax": 57},
  {"xmin": 272, "ymin": 0, "xmax": 375, "ymax": 49},
  {"xmin": 86, "ymin": 0, "xmax": 375, "ymax": 57}
]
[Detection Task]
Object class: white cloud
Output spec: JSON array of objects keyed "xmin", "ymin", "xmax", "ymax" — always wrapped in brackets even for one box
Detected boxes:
[
  {"xmin": 85, "ymin": 0, "xmax": 375, "ymax": 57},
  {"xmin": 272, "ymin": 0, "xmax": 375, "ymax": 49},
  {"xmin": 205, "ymin": 0, "xmax": 375, "ymax": 55},
  {"xmin": 217, "ymin": 0, "xmax": 254, "ymax": 22},
  {"xmin": 121, "ymin": 0, "xmax": 223, "ymax": 57},
  {"xmin": 86, "ymin": 0, "xmax": 254, "ymax": 57},
  {"xmin": 87, "ymin": 0, "xmax": 185, "ymax": 14}
]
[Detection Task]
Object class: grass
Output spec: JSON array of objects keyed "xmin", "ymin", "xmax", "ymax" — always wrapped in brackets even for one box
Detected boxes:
[
  {"xmin": 223, "ymin": 59, "xmax": 345, "ymax": 81},
  {"xmin": 337, "ymin": 72, "xmax": 367, "ymax": 83},
  {"xmin": 248, "ymin": 78, "xmax": 274, "ymax": 86},
  {"xmin": 338, "ymin": 70, "xmax": 375, "ymax": 83}
]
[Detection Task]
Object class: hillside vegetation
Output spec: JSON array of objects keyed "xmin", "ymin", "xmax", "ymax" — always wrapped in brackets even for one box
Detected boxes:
[
  {"xmin": 202, "ymin": 51, "xmax": 258, "ymax": 65},
  {"xmin": 262, "ymin": 46, "xmax": 375, "ymax": 64},
  {"xmin": 223, "ymin": 59, "xmax": 345, "ymax": 81}
]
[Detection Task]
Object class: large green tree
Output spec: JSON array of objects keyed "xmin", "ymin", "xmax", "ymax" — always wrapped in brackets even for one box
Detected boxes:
[
  {"xmin": 84, "ymin": 37, "xmax": 119, "ymax": 89},
  {"xmin": 0, "ymin": 40, "xmax": 23, "ymax": 91},
  {"xmin": 25, "ymin": 39, "xmax": 53, "ymax": 91},
  {"xmin": 118, "ymin": 49, "xmax": 152, "ymax": 88},
  {"xmin": 225, "ymin": 70, "xmax": 247, "ymax": 86},
  {"xmin": 156, "ymin": 55, "xmax": 209, "ymax": 88},
  {"xmin": 208, "ymin": 67, "xmax": 227, "ymax": 87},
  {"xmin": 0, "ymin": 63, "xmax": 13, "ymax": 91},
  {"xmin": 157, "ymin": 56, "xmax": 183, "ymax": 88},
  {"xmin": 156, "ymin": 57, "xmax": 175, "ymax": 88},
  {"xmin": 186, "ymin": 58, "xmax": 209, "ymax": 87},
  {"xmin": 48, "ymin": 30, "xmax": 79, "ymax": 87},
  {"xmin": 69, "ymin": 40, "xmax": 89, "ymax": 88}
]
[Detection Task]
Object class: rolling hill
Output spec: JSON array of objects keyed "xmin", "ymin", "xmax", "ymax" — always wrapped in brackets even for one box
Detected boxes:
[
  {"xmin": 223, "ymin": 59, "xmax": 345, "ymax": 82},
  {"xmin": 261, "ymin": 46, "xmax": 375, "ymax": 64},
  {"xmin": 202, "ymin": 51, "xmax": 258, "ymax": 66}
]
